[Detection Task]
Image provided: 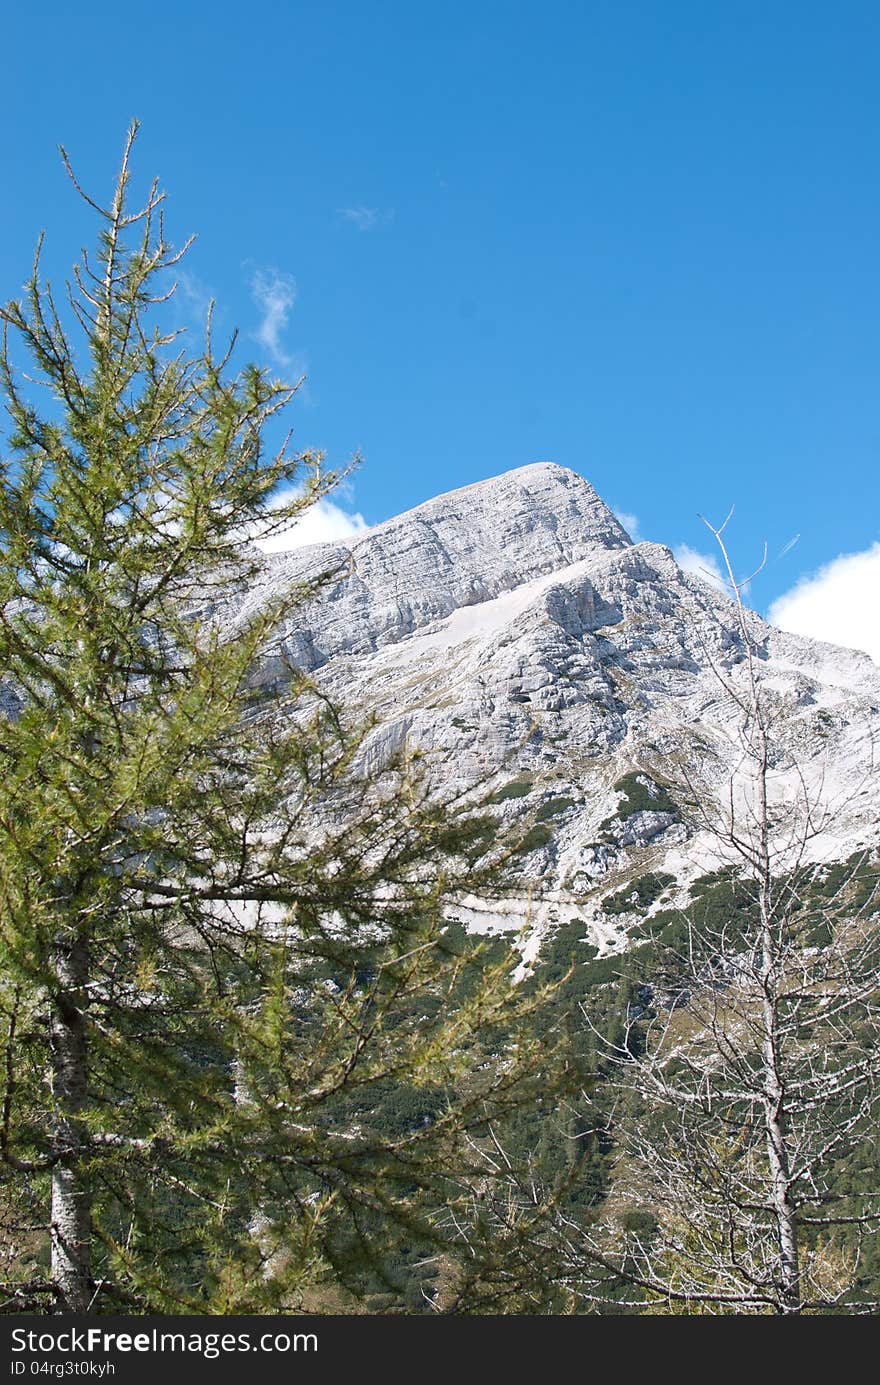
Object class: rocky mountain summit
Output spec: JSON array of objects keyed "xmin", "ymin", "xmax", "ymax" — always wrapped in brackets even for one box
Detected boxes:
[{"xmin": 241, "ymin": 463, "xmax": 880, "ymax": 951}]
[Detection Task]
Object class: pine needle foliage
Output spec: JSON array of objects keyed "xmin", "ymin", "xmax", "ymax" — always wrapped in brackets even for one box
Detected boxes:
[{"xmin": 0, "ymin": 124, "xmax": 564, "ymax": 1315}]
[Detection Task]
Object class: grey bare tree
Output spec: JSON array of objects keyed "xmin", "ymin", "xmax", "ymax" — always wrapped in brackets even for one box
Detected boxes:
[{"xmin": 555, "ymin": 514, "xmax": 880, "ymax": 1313}]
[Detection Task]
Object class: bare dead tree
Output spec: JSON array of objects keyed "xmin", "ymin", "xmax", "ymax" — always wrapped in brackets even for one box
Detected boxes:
[{"xmin": 551, "ymin": 514, "xmax": 880, "ymax": 1314}]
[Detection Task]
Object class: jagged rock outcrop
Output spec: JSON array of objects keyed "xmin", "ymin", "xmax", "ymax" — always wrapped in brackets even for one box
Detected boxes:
[{"xmin": 236, "ymin": 462, "xmax": 880, "ymax": 950}]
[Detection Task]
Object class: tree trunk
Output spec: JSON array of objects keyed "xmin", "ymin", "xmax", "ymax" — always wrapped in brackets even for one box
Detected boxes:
[
  {"xmin": 50, "ymin": 931, "xmax": 91, "ymax": 1313},
  {"xmin": 756, "ymin": 744, "xmax": 800, "ymax": 1314},
  {"xmin": 760, "ymin": 978, "xmax": 800, "ymax": 1312}
]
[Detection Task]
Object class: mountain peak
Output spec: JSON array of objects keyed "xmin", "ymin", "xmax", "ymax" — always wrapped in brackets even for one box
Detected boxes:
[
  {"xmin": 238, "ymin": 462, "xmax": 880, "ymax": 938},
  {"xmin": 353, "ymin": 461, "xmax": 631, "ymax": 558},
  {"xmin": 249, "ymin": 463, "xmax": 632, "ymax": 670}
]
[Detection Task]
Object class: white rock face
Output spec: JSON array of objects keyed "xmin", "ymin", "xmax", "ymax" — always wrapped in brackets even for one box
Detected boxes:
[
  {"xmin": 238, "ymin": 462, "xmax": 880, "ymax": 949},
  {"xmin": 238, "ymin": 463, "xmax": 630, "ymax": 669}
]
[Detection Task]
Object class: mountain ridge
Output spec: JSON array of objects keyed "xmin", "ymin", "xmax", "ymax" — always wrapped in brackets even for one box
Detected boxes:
[{"xmin": 241, "ymin": 463, "xmax": 880, "ymax": 952}]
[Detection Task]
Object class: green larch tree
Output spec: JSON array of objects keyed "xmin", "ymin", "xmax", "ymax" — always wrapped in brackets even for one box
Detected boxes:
[{"xmin": 0, "ymin": 124, "xmax": 562, "ymax": 1315}]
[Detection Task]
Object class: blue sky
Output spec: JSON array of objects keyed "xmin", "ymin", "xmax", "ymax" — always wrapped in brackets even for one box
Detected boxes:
[{"xmin": 2, "ymin": 1, "xmax": 879, "ymax": 657}]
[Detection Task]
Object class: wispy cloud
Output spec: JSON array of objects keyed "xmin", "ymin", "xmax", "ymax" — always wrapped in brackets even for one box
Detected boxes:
[
  {"xmin": 337, "ymin": 206, "xmax": 394, "ymax": 232},
  {"xmin": 613, "ymin": 509, "xmax": 641, "ymax": 542},
  {"xmin": 176, "ymin": 269, "xmax": 214, "ymax": 323},
  {"xmin": 776, "ymin": 534, "xmax": 800, "ymax": 562},
  {"xmin": 674, "ymin": 544, "xmax": 728, "ymax": 594},
  {"xmin": 249, "ymin": 266, "xmax": 297, "ymax": 366},
  {"xmin": 768, "ymin": 543, "xmax": 880, "ymax": 664}
]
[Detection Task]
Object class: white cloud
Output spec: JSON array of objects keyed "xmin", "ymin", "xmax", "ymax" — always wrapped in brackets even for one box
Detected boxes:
[
  {"xmin": 768, "ymin": 543, "xmax": 880, "ymax": 664},
  {"xmin": 338, "ymin": 206, "xmax": 394, "ymax": 232},
  {"xmin": 252, "ymin": 493, "xmax": 369, "ymax": 554},
  {"xmin": 674, "ymin": 544, "xmax": 728, "ymax": 594},
  {"xmin": 613, "ymin": 509, "xmax": 641, "ymax": 541},
  {"xmin": 249, "ymin": 267, "xmax": 297, "ymax": 366},
  {"xmin": 176, "ymin": 269, "xmax": 214, "ymax": 323}
]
